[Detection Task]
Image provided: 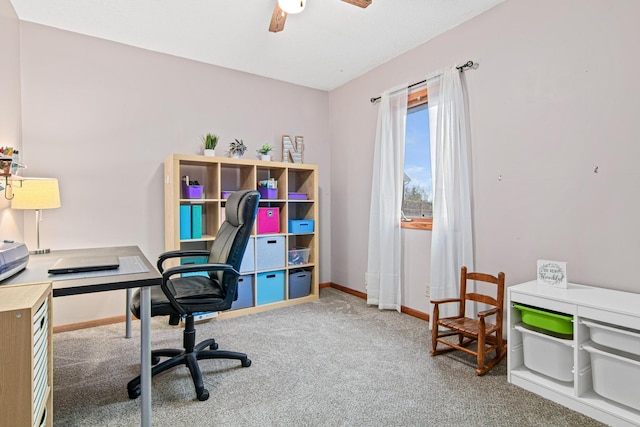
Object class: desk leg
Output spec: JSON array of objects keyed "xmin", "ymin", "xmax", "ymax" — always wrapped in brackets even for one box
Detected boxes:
[
  {"xmin": 126, "ymin": 288, "xmax": 132, "ymax": 338},
  {"xmin": 140, "ymin": 286, "xmax": 152, "ymax": 427}
]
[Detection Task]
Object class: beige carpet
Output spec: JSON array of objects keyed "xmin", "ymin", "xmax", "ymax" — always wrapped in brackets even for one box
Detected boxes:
[{"xmin": 52, "ymin": 287, "xmax": 604, "ymax": 426}]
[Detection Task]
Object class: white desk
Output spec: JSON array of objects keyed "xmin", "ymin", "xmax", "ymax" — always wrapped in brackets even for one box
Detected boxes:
[{"xmin": 2, "ymin": 245, "xmax": 160, "ymax": 427}]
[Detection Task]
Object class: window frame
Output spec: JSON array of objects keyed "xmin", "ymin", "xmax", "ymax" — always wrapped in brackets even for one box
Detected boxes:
[{"xmin": 402, "ymin": 88, "xmax": 432, "ymax": 231}]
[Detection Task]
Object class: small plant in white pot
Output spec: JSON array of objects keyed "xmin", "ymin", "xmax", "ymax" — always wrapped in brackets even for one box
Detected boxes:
[
  {"xmin": 201, "ymin": 133, "xmax": 219, "ymax": 156},
  {"xmin": 256, "ymin": 144, "xmax": 273, "ymax": 161},
  {"xmin": 228, "ymin": 139, "xmax": 248, "ymax": 158}
]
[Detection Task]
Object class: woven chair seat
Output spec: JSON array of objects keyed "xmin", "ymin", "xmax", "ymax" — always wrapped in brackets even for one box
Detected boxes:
[{"xmin": 438, "ymin": 317, "xmax": 497, "ymax": 335}]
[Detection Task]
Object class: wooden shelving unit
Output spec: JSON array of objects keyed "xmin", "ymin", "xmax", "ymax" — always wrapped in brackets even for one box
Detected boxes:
[{"xmin": 164, "ymin": 153, "xmax": 319, "ymax": 318}]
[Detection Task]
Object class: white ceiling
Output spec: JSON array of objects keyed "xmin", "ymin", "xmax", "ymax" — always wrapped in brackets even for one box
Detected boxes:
[{"xmin": 10, "ymin": 0, "xmax": 504, "ymax": 91}]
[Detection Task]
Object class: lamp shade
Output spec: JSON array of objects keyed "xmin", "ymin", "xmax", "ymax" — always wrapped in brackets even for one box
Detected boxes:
[
  {"xmin": 278, "ymin": 0, "xmax": 305, "ymax": 14},
  {"xmin": 11, "ymin": 178, "xmax": 61, "ymax": 210}
]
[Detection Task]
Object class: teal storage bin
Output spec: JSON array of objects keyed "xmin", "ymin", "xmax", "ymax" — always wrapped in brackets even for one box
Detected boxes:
[
  {"xmin": 180, "ymin": 256, "xmax": 208, "ymax": 277},
  {"xmin": 257, "ymin": 270, "xmax": 285, "ymax": 305},
  {"xmin": 191, "ymin": 205, "xmax": 203, "ymax": 239},
  {"xmin": 289, "ymin": 219, "xmax": 315, "ymax": 233},
  {"xmin": 180, "ymin": 205, "xmax": 191, "ymax": 239}
]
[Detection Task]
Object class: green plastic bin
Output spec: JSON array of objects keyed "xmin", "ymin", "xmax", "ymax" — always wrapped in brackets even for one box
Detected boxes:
[{"xmin": 513, "ymin": 303, "xmax": 573, "ymax": 335}]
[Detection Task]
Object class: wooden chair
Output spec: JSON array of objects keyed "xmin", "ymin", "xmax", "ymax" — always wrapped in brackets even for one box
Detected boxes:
[{"xmin": 430, "ymin": 266, "xmax": 506, "ymax": 375}]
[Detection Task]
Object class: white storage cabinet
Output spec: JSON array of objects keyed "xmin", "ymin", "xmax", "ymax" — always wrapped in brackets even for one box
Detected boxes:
[{"xmin": 508, "ymin": 281, "xmax": 640, "ymax": 427}]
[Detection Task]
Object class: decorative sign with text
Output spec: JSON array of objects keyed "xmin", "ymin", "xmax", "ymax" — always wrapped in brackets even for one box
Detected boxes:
[{"xmin": 537, "ymin": 260, "xmax": 568, "ymax": 288}]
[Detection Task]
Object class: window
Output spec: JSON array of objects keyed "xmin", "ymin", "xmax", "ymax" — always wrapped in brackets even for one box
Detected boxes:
[{"xmin": 402, "ymin": 88, "xmax": 432, "ymax": 230}]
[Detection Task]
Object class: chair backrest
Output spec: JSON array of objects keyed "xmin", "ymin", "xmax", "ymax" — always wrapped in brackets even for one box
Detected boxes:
[
  {"xmin": 208, "ymin": 190, "xmax": 260, "ymax": 295},
  {"xmin": 458, "ymin": 266, "xmax": 505, "ymax": 320}
]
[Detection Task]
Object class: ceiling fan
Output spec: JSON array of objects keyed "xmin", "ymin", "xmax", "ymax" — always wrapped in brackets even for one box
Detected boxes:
[{"xmin": 269, "ymin": 0, "xmax": 372, "ymax": 33}]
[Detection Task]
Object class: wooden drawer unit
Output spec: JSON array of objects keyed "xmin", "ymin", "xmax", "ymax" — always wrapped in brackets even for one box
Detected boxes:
[{"xmin": 0, "ymin": 282, "xmax": 53, "ymax": 427}]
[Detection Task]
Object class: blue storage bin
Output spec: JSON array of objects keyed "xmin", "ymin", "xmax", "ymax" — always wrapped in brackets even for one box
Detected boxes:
[
  {"xmin": 231, "ymin": 275, "xmax": 254, "ymax": 310},
  {"xmin": 257, "ymin": 270, "xmax": 285, "ymax": 305},
  {"xmin": 240, "ymin": 237, "xmax": 255, "ymax": 273},
  {"xmin": 289, "ymin": 219, "xmax": 315, "ymax": 233},
  {"xmin": 289, "ymin": 270, "xmax": 311, "ymax": 299},
  {"xmin": 256, "ymin": 236, "xmax": 285, "ymax": 270}
]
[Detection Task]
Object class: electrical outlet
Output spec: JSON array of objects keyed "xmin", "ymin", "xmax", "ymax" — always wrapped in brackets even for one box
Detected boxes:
[{"xmin": 425, "ymin": 283, "xmax": 431, "ymax": 297}]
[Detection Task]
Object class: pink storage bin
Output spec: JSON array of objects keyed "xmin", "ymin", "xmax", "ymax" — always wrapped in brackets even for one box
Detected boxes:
[{"xmin": 257, "ymin": 207, "xmax": 280, "ymax": 234}]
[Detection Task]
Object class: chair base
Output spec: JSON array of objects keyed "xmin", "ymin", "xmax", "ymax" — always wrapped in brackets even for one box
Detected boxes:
[
  {"xmin": 127, "ymin": 316, "xmax": 251, "ymax": 401},
  {"xmin": 127, "ymin": 340, "xmax": 251, "ymax": 401},
  {"xmin": 430, "ymin": 335, "xmax": 506, "ymax": 376}
]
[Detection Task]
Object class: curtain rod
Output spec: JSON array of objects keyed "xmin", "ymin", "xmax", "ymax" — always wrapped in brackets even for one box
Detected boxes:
[{"xmin": 369, "ymin": 60, "xmax": 475, "ymax": 104}]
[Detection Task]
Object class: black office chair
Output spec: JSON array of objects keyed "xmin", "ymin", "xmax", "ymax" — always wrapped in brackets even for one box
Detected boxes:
[{"xmin": 127, "ymin": 190, "xmax": 260, "ymax": 401}]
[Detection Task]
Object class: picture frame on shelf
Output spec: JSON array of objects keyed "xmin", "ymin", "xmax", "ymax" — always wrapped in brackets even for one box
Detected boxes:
[{"xmin": 536, "ymin": 259, "xmax": 567, "ymax": 288}]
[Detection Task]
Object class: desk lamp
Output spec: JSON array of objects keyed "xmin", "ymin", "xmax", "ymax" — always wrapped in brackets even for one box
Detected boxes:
[{"xmin": 11, "ymin": 178, "xmax": 61, "ymax": 254}]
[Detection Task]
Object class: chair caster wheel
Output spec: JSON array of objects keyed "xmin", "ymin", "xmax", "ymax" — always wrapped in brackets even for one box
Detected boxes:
[
  {"xmin": 210, "ymin": 343, "xmax": 218, "ymax": 350},
  {"xmin": 152, "ymin": 356, "xmax": 160, "ymax": 365},
  {"xmin": 128, "ymin": 386, "xmax": 141, "ymax": 399},
  {"xmin": 241, "ymin": 358, "xmax": 252, "ymax": 367},
  {"xmin": 197, "ymin": 389, "xmax": 210, "ymax": 401}
]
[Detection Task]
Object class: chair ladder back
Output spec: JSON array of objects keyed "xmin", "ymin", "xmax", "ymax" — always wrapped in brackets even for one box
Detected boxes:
[{"xmin": 466, "ymin": 293, "xmax": 498, "ymax": 307}]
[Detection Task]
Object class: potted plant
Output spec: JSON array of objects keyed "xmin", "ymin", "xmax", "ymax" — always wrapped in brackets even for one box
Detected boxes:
[
  {"xmin": 201, "ymin": 133, "xmax": 219, "ymax": 156},
  {"xmin": 228, "ymin": 139, "xmax": 248, "ymax": 158},
  {"xmin": 256, "ymin": 144, "xmax": 273, "ymax": 161}
]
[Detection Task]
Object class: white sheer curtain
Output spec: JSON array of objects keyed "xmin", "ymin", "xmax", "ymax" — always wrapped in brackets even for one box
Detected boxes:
[
  {"xmin": 366, "ymin": 85, "xmax": 408, "ymax": 312},
  {"xmin": 428, "ymin": 66, "xmax": 474, "ymax": 323}
]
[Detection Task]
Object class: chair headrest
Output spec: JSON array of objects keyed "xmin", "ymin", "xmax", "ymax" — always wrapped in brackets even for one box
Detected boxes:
[{"xmin": 225, "ymin": 190, "xmax": 259, "ymax": 226}]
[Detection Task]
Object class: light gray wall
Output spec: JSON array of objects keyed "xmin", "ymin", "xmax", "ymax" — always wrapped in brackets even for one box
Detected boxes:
[
  {"xmin": 329, "ymin": 0, "xmax": 640, "ymax": 315},
  {"xmin": 0, "ymin": 0, "xmax": 23, "ymax": 239},
  {"xmin": 18, "ymin": 22, "xmax": 331, "ymax": 325}
]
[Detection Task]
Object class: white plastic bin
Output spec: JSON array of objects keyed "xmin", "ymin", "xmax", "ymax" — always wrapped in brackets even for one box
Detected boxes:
[
  {"xmin": 581, "ymin": 319, "xmax": 640, "ymax": 356},
  {"xmin": 582, "ymin": 343, "xmax": 640, "ymax": 411},
  {"xmin": 515, "ymin": 325, "xmax": 574, "ymax": 382}
]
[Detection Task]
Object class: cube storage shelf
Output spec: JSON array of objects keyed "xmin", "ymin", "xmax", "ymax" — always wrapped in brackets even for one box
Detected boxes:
[
  {"xmin": 165, "ymin": 153, "xmax": 319, "ymax": 318},
  {"xmin": 508, "ymin": 281, "xmax": 640, "ymax": 426}
]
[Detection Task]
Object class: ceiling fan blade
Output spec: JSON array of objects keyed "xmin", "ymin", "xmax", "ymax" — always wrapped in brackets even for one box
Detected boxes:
[
  {"xmin": 341, "ymin": 0, "xmax": 372, "ymax": 8},
  {"xmin": 269, "ymin": 3, "xmax": 287, "ymax": 33}
]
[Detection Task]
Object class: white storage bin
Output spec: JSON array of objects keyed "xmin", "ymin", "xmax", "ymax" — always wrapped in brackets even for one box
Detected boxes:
[
  {"xmin": 515, "ymin": 325, "xmax": 574, "ymax": 382},
  {"xmin": 582, "ymin": 343, "xmax": 640, "ymax": 411},
  {"xmin": 255, "ymin": 236, "xmax": 285, "ymax": 270},
  {"xmin": 581, "ymin": 319, "xmax": 640, "ymax": 356}
]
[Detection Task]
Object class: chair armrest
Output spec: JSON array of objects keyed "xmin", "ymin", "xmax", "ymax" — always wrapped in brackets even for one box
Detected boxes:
[
  {"xmin": 157, "ymin": 249, "xmax": 211, "ymax": 272},
  {"xmin": 430, "ymin": 298, "xmax": 461, "ymax": 306},
  {"xmin": 159, "ymin": 263, "xmax": 240, "ymax": 315},
  {"xmin": 162, "ymin": 262, "xmax": 239, "ymax": 279},
  {"xmin": 477, "ymin": 307, "xmax": 499, "ymax": 318}
]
